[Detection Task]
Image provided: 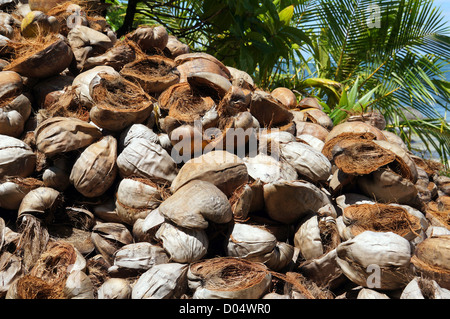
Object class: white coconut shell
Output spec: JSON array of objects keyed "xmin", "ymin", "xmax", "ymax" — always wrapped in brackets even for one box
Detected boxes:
[{"xmin": 0, "ymin": 135, "xmax": 36, "ymax": 179}]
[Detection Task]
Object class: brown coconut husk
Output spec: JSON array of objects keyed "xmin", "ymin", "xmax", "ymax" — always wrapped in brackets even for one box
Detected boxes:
[
  {"xmin": 189, "ymin": 257, "xmax": 269, "ymax": 292},
  {"xmin": 331, "ymin": 138, "xmax": 397, "ymax": 175},
  {"xmin": 37, "ymin": 85, "xmax": 90, "ymax": 123},
  {"xmin": 322, "ymin": 131, "xmax": 378, "ymax": 160},
  {"xmin": 120, "ymin": 55, "xmax": 180, "ymax": 94},
  {"xmin": 15, "ymin": 215, "xmax": 50, "ymax": 272},
  {"xmin": 426, "ymin": 197, "xmax": 450, "ymax": 229},
  {"xmin": 343, "ymin": 203, "xmax": 422, "ymax": 239},
  {"xmin": 89, "ymin": 73, "xmax": 155, "ymax": 131},
  {"xmin": 158, "ymin": 82, "xmax": 215, "ymax": 124},
  {"xmin": 411, "ymin": 236, "xmax": 450, "ymax": 290},
  {"xmin": 14, "ymin": 275, "xmax": 64, "ymax": 299},
  {"xmin": 30, "ymin": 241, "xmax": 77, "ymax": 284},
  {"xmin": 5, "ymin": 33, "xmax": 73, "ymax": 79}
]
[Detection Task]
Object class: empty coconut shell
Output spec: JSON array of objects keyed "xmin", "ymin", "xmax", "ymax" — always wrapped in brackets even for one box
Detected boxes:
[{"xmin": 120, "ymin": 55, "xmax": 180, "ymax": 94}]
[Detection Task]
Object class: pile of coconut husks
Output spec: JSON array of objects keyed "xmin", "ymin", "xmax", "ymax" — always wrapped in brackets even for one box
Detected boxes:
[{"xmin": 0, "ymin": 0, "xmax": 449, "ymax": 300}]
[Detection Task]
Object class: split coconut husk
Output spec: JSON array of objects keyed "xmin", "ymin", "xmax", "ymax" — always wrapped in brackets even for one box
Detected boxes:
[
  {"xmin": 120, "ymin": 55, "xmax": 180, "ymax": 94},
  {"xmin": 187, "ymin": 257, "xmax": 272, "ymax": 299},
  {"xmin": 336, "ymin": 231, "xmax": 412, "ymax": 290},
  {"xmin": 20, "ymin": 11, "xmax": 59, "ymax": 38},
  {"xmin": 89, "ymin": 72, "xmax": 155, "ymax": 132},
  {"xmin": 17, "ymin": 187, "xmax": 62, "ymax": 223},
  {"xmin": 69, "ymin": 135, "xmax": 117, "ymax": 198},
  {"xmin": 159, "ymin": 180, "xmax": 232, "ymax": 230},
  {"xmin": 250, "ymin": 90, "xmax": 293, "ymax": 127},
  {"xmin": 425, "ymin": 196, "xmax": 450, "ymax": 229},
  {"xmin": 187, "ymin": 71, "xmax": 232, "ymax": 100},
  {"xmin": 342, "ymin": 204, "xmax": 422, "ymax": 241},
  {"xmin": 227, "ymin": 66, "xmax": 254, "ymax": 90},
  {"xmin": 0, "ymin": 70, "xmax": 22, "ymax": 99},
  {"xmin": 34, "ymin": 116, "xmax": 102, "ymax": 157},
  {"xmin": 42, "ymin": 156, "xmax": 72, "ymax": 191},
  {"xmin": 410, "ymin": 235, "xmax": 450, "ymax": 290},
  {"xmin": 0, "ymin": 252, "xmax": 23, "ymax": 298},
  {"xmin": 322, "ymin": 121, "xmax": 387, "ymax": 160},
  {"xmin": 297, "ymin": 97, "xmax": 322, "ymax": 110},
  {"xmin": 46, "ymin": 2, "xmax": 89, "ymax": 37},
  {"xmin": 0, "ymin": 134, "xmax": 36, "ymax": 179},
  {"xmin": 170, "ymin": 150, "xmax": 249, "ymax": 197},
  {"xmin": 158, "ymin": 82, "xmax": 215, "ymax": 125},
  {"xmin": 5, "ymin": 33, "xmax": 73, "ymax": 78}
]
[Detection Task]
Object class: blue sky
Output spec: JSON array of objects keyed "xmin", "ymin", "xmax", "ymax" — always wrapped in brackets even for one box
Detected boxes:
[{"xmin": 434, "ymin": 0, "xmax": 450, "ymax": 23}]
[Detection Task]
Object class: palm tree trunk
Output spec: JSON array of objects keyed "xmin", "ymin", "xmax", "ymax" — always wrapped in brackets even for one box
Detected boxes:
[{"xmin": 117, "ymin": 0, "xmax": 139, "ymax": 37}]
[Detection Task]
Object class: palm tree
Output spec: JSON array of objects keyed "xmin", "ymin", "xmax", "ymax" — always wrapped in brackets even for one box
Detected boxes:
[{"xmin": 292, "ymin": 0, "xmax": 450, "ymax": 166}]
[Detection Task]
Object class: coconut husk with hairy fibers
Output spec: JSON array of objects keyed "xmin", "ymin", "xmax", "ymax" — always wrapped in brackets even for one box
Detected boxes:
[{"xmin": 120, "ymin": 55, "xmax": 180, "ymax": 94}]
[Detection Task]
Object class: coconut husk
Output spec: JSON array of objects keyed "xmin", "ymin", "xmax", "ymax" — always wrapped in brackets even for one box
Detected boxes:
[
  {"xmin": 20, "ymin": 11, "xmax": 60, "ymax": 38},
  {"xmin": 170, "ymin": 150, "xmax": 249, "ymax": 197},
  {"xmin": 69, "ymin": 135, "xmax": 117, "ymax": 198},
  {"xmin": 0, "ymin": 252, "xmax": 23, "ymax": 298},
  {"xmin": 187, "ymin": 71, "xmax": 232, "ymax": 101},
  {"xmin": 294, "ymin": 121, "xmax": 329, "ymax": 142},
  {"xmin": 29, "ymin": 0, "xmax": 72, "ymax": 13},
  {"xmin": 343, "ymin": 203, "xmax": 422, "ymax": 240},
  {"xmin": 347, "ymin": 111, "xmax": 387, "ymax": 130},
  {"xmin": 336, "ymin": 231, "xmax": 412, "ymax": 290},
  {"xmin": 356, "ymin": 167, "xmax": 419, "ymax": 206},
  {"xmin": 227, "ymin": 66, "xmax": 254, "ymax": 90},
  {"xmin": 83, "ymin": 38, "xmax": 138, "ymax": 71},
  {"xmin": 271, "ymin": 87, "xmax": 297, "ymax": 109},
  {"xmin": 165, "ymin": 35, "xmax": 189, "ymax": 59},
  {"xmin": 155, "ymin": 222, "xmax": 208, "ymax": 263},
  {"xmin": 322, "ymin": 121, "xmax": 387, "ymax": 160},
  {"xmin": 297, "ymin": 97, "xmax": 322, "ymax": 110},
  {"xmin": 116, "ymin": 137, "xmax": 178, "ymax": 184},
  {"xmin": 0, "ymin": 70, "xmax": 22, "ymax": 99},
  {"xmin": 0, "ymin": 135, "xmax": 36, "ymax": 179},
  {"xmin": 35, "ymin": 116, "xmax": 102, "ymax": 157},
  {"xmin": 158, "ymin": 82, "xmax": 215, "ymax": 124},
  {"xmin": 47, "ymin": 2, "xmax": 89, "ymax": 37},
  {"xmin": 293, "ymin": 108, "xmax": 334, "ymax": 131},
  {"xmin": 0, "ymin": 177, "xmax": 44, "ymax": 210},
  {"xmin": 120, "ymin": 55, "xmax": 180, "ymax": 94},
  {"xmin": 425, "ymin": 197, "xmax": 450, "ymax": 229},
  {"xmin": 127, "ymin": 25, "xmax": 168, "ymax": 53},
  {"xmin": 5, "ymin": 33, "xmax": 73, "ymax": 78},
  {"xmin": 331, "ymin": 138, "xmax": 397, "ymax": 176},
  {"xmin": 11, "ymin": 274, "xmax": 65, "ymax": 299},
  {"xmin": 159, "ymin": 180, "xmax": 232, "ymax": 230},
  {"xmin": 175, "ymin": 52, "xmax": 231, "ymax": 83},
  {"xmin": 36, "ymin": 85, "xmax": 90, "ymax": 123},
  {"xmin": 89, "ymin": 73, "xmax": 155, "ymax": 131},
  {"xmin": 91, "ymin": 222, "xmax": 133, "ymax": 265},
  {"xmin": 0, "ymin": 93, "xmax": 32, "ymax": 137},
  {"xmin": 115, "ymin": 177, "xmax": 164, "ymax": 226},
  {"xmin": 216, "ymin": 86, "xmax": 251, "ymax": 120},
  {"xmin": 229, "ymin": 183, "xmax": 253, "ymax": 222},
  {"xmin": 250, "ymin": 90, "xmax": 293, "ymax": 128},
  {"xmin": 411, "ymin": 235, "xmax": 450, "ymax": 290},
  {"xmin": 15, "ymin": 215, "xmax": 50, "ymax": 272},
  {"xmin": 86, "ymin": 254, "xmax": 110, "ymax": 295},
  {"xmin": 187, "ymin": 257, "xmax": 272, "ymax": 299}
]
